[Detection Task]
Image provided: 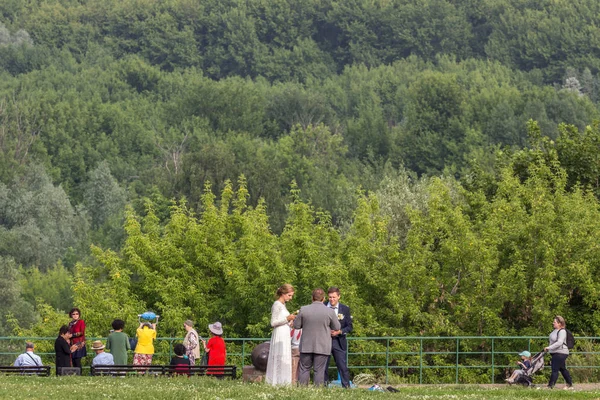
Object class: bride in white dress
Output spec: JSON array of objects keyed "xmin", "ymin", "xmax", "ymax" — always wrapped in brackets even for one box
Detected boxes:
[{"xmin": 266, "ymin": 284, "xmax": 296, "ymax": 385}]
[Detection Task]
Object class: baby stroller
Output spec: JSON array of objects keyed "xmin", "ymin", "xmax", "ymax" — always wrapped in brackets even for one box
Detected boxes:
[{"xmin": 514, "ymin": 351, "xmax": 545, "ymax": 387}]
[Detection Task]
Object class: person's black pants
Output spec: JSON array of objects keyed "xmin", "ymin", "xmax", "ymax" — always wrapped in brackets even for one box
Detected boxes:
[
  {"xmin": 325, "ymin": 346, "xmax": 351, "ymax": 388},
  {"xmin": 72, "ymin": 357, "xmax": 82, "ymax": 369},
  {"xmin": 548, "ymin": 353, "xmax": 572, "ymax": 387}
]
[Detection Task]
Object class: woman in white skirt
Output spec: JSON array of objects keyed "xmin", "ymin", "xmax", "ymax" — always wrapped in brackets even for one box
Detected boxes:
[{"xmin": 266, "ymin": 284, "xmax": 296, "ymax": 385}]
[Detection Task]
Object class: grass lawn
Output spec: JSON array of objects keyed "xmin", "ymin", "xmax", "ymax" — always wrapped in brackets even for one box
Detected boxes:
[{"xmin": 1, "ymin": 377, "xmax": 600, "ymax": 400}]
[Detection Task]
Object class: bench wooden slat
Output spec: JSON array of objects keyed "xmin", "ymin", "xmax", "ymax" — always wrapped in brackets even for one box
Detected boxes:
[
  {"xmin": 90, "ymin": 365, "xmax": 237, "ymax": 378},
  {"xmin": 0, "ymin": 366, "xmax": 51, "ymax": 376}
]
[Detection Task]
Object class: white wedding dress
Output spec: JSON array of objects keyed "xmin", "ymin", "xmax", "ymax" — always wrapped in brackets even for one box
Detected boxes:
[{"xmin": 265, "ymin": 300, "xmax": 292, "ymax": 385}]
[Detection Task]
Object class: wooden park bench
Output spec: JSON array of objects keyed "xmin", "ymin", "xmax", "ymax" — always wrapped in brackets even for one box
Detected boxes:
[
  {"xmin": 0, "ymin": 365, "xmax": 51, "ymax": 376},
  {"xmin": 90, "ymin": 364, "xmax": 237, "ymax": 378}
]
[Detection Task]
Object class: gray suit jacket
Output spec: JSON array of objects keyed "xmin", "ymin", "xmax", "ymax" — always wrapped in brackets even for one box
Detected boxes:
[{"xmin": 294, "ymin": 301, "xmax": 341, "ymax": 355}]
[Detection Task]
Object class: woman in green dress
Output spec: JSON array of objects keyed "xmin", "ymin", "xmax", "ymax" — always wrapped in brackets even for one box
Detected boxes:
[{"xmin": 106, "ymin": 319, "xmax": 131, "ymax": 365}]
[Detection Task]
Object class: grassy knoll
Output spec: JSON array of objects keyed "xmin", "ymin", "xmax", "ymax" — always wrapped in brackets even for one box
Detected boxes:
[{"xmin": 0, "ymin": 377, "xmax": 599, "ymax": 400}]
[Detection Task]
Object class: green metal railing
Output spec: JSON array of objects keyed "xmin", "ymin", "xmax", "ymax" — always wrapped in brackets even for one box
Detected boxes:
[
  {"xmin": 342, "ymin": 336, "xmax": 600, "ymax": 384},
  {"xmin": 2, "ymin": 336, "xmax": 600, "ymax": 384}
]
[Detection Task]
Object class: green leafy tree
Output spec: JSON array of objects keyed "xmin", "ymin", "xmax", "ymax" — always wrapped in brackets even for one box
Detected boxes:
[
  {"xmin": 555, "ymin": 122, "xmax": 600, "ymax": 195},
  {"xmin": 399, "ymin": 71, "xmax": 468, "ymax": 174},
  {"xmin": 83, "ymin": 160, "xmax": 127, "ymax": 249},
  {"xmin": 0, "ymin": 256, "xmax": 37, "ymax": 335},
  {"xmin": 0, "ymin": 164, "xmax": 89, "ymax": 269},
  {"xmin": 73, "ymin": 245, "xmax": 145, "ymax": 338},
  {"xmin": 279, "ymin": 183, "xmax": 342, "ymax": 312},
  {"xmin": 19, "ymin": 262, "xmax": 73, "ymax": 313}
]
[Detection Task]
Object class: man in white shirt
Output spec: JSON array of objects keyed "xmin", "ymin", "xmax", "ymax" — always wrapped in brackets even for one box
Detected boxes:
[{"xmin": 13, "ymin": 342, "xmax": 43, "ymax": 367}]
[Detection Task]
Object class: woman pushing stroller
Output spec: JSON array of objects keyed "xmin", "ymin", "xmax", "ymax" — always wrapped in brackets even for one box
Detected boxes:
[
  {"xmin": 505, "ymin": 315, "xmax": 574, "ymax": 388},
  {"xmin": 544, "ymin": 315, "xmax": 573, "ymax": 389}
]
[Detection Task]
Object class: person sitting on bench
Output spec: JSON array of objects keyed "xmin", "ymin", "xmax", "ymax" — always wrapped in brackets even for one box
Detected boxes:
[
  {"xmin": 91, "ymin": 340, "xmax": 114, "ymax": 366},
  {"xmin": 170, "ymin": 344, "xmax": 191, "ymax": 375},
  {"xmin": 14, "ymin": 342, "xmax": 42, "ymax": 367}
]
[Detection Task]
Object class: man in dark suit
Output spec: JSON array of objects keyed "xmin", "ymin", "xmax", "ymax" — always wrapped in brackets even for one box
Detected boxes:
[
  {"xmin": 294, "ymin": 288, "xmax": 341, "ymax": 386},
  {"xmin": 324, "ymin": 286, "xmax": 353, "ymax": 388}
]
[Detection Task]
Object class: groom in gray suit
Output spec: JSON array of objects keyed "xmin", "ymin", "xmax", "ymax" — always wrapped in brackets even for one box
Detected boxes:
[{"xmin": 294, "ymin": 288, "xmax": 341, "ymax": 386}]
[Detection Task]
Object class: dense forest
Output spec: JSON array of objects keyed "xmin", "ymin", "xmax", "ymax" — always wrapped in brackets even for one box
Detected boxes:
[{"xmin": 2, "ymin": 0, "xmax": 600, "ymax": 341}]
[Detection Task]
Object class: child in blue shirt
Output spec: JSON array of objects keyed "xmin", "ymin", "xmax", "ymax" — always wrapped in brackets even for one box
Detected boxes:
[{"xmin": 506, "ymin": 350, "xmax": 532, "ymax": 383}]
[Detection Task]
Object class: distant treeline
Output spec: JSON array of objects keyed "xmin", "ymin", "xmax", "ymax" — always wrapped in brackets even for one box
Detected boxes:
[
  {"xmin": 2, "ymin": 0, "xmax": 600, "ymax": 83},
  {"xmin": 0, "ymin": 56, "xmax": 597, "ymax": 233}
]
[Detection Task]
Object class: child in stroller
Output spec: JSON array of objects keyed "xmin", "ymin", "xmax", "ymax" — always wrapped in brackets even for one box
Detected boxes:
[
  {"xmin": 506, "ymin": 351, "xmax": 532, "ymax": 383},
  {"xmin": 507, "ymin": 351, "xmax": 545, "ymax": 386}
]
